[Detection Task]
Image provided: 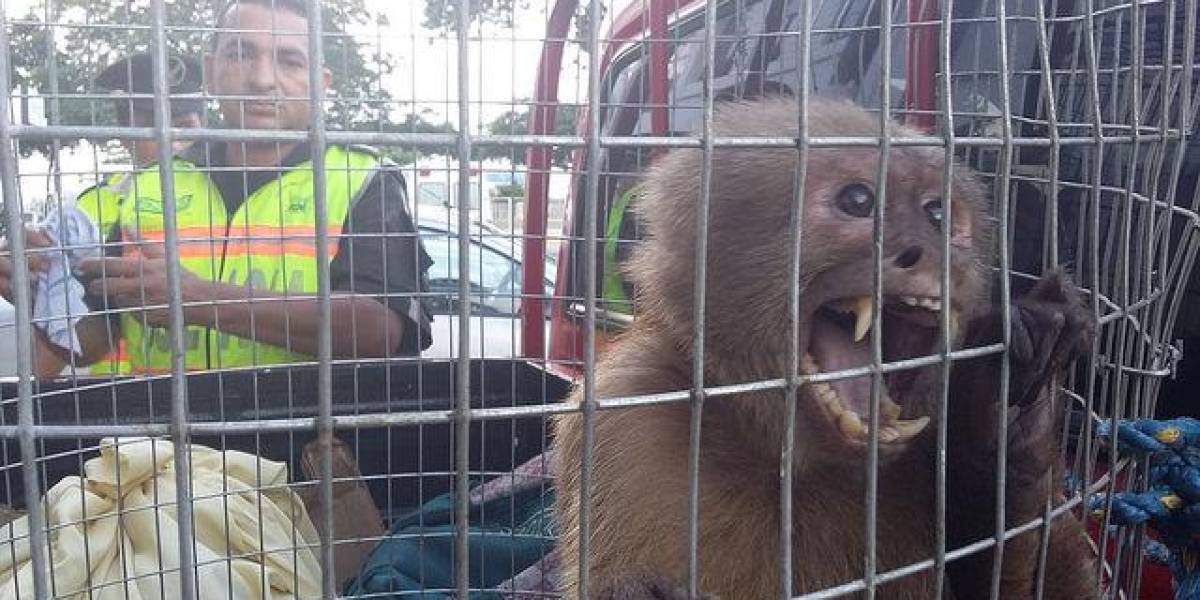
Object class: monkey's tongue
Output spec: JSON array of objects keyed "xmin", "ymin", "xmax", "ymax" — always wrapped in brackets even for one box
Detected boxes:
[{"xmin": 809, "ymin": 313, "xmax": 880, "ymax": 417}]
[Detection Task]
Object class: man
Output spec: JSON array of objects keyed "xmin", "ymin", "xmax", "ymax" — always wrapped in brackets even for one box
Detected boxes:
[
  {"xmin": 74, "ymin": 51, "xmax": 205, "ymax": 375},
  {"xmin": 1, "ymin": 0, "xmax": 432, "ymax": 375}
]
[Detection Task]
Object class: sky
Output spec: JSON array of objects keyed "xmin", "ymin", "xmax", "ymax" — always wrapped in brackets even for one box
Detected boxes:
[{"xmin": 3, "ymin": 0, "xmax": 636, "ymax": 210}]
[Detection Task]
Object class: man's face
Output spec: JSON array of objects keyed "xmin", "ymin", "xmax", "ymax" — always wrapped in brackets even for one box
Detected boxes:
[
  {"xmin": 122, "ymin": 110, "xmax": 204, "ymax": 166},
  {"xmin": 205, "ymin": 3, "xmax": 331, "ymax": 131}
]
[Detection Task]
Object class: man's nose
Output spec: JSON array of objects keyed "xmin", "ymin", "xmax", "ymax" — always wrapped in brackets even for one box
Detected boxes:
[{"xmin": 244, "ymin": 53, "xmax": 278, "ymax": 93}]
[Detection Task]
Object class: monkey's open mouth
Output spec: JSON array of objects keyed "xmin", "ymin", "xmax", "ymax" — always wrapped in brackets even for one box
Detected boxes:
[{"xmin": 803, "ymin": 295, "xmax": 956, "ymax": 445}]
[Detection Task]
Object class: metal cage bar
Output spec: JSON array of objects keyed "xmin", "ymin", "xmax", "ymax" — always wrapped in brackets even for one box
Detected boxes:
[{"xmin": 0, "ymin": 1, "xmax": 1196, "ymax": 599}]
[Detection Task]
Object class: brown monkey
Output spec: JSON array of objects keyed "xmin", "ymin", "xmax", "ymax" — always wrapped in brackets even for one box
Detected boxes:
[{"xmin": 551, "ymin": 97, "xmax": 1098, "ymax": 599}]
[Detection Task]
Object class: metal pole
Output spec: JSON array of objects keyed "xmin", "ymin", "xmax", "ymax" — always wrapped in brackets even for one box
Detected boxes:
[
  {"xmin": 864, "ymin": 0, "xmax": 894, "ymax": 596},
  {"xmin": 0, "ymin": 0, "xmax": 49, "ymax": 595},
  {"xmin": 149, "ymin": 1, "xmax": 197, "ymax": 598},
  {"xmin": 935, "ymin": 0, "xmax": 957, "ymax": 595},
  {"xmin": 988, "ymin": 1, "xmax": 1016, "ymax": 596},
  {"xmin": 300, "ymin": 0, "xmax": 337, "ymax": 596},
  {"xmin": 454, "ymin": 0, "xmax": 474, "ymax": 594},
  {"xmin": 687, "ymin": 0, "xmax": 719, "ymax": 596},
  {"xmin": 575, "ymin": 0, "xmax": 604, "ymax": 595},
  {"xmin": 781, "ymin": 0, "xmax": 813, "ymax": 596}
]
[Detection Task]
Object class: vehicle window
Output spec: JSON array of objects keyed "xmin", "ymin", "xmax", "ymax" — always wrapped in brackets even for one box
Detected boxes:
[
  {"xmin": 669, "ymin": 0, "xmax": 772, "ymax": 131},
  {"xmin": 569, "ymin": 0, "xmax": 787, "ymax": 321},
  {"xmin": 419, "ymin": 227, "xmax": 522, "ymax": 317},
  {"xmin": 417, "ymin": 182, "xmax": 448, "ymax": 206}
]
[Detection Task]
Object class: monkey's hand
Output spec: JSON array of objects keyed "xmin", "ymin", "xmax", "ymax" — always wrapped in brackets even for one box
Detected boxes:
[
  {"xmin": 1004, "ymin": 271, "xmax": 1093, "ymax": 409},
  {"xmin": 593, "ymin": 576, "xmax": 721, "ymax": 600},
  {"xmin": 948, "ymin": 270, "xmax": 1092, "ymax": 463},
  {"xmin": 944, "ymin": 270, "xmax": 1096, "ymax": 600}
]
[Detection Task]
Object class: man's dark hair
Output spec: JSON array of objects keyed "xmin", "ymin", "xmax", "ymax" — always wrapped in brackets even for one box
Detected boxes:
[{"xmin": 213, "ymin": 0, "xmax": 310, "ymax": 43}]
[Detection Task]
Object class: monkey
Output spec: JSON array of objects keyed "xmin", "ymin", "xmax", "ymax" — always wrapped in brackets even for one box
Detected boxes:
[{"xmin": 550, "ymin": 97, "xmax": 1099, "ymax": 600}]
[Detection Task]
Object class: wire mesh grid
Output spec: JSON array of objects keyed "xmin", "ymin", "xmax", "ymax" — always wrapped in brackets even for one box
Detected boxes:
[{"xmin": 0, "ymin": 0, "xmax": 1193, "ymax": 598}]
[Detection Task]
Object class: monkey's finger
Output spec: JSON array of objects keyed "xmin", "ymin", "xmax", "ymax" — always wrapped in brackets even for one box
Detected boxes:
[
  {"xmin": 1008, "ymin": 305, "xmax": 1036, "ymax": 364},
  {"xmin": 1036, "ymin": 310, "xmax": 1067, "ymax": 367},
  {"xmin": 1054, "ymin": 311, "xmax": 1093, "ymax": 366},
  {"xmin": 1028, "ymin": 270, "xmax": 1069, "ymax": 304}
]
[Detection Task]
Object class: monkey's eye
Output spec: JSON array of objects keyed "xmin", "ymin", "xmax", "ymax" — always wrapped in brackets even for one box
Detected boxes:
[
  {"xmin": 923, "ymin": 198, "xmax": 945, "ymax": 229},
  {"xmin": 834, "ymin": 183, "xmax": 875, "ymax": 218}
]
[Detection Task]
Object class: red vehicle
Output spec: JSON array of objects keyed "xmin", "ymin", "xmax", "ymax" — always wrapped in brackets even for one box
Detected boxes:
[
  {"xmin": 518, "ymin": 0, "xmax": 1181, "ymax": 597},
  {"xmin": 525, "ymin": 0, "xmax": 991, "ymax": 371}
]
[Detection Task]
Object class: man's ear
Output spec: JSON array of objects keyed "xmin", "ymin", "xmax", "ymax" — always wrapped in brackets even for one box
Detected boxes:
[{"xmin": 322, "ymin": 67, "xmax": 332, "ymax": 90}]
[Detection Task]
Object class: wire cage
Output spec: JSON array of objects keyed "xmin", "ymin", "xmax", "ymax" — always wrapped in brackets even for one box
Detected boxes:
[{"xmin": 0, "ymin": 0, "xmax": 1196, "ymax": 598}]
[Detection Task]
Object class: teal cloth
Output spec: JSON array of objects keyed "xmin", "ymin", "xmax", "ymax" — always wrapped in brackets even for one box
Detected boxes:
[{"xmin": 345, "ymin": 479, "xmax": 556, "ymax": 598}]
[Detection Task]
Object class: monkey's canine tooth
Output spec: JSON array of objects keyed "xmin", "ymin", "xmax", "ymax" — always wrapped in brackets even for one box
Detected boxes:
[
  {"xmin": 881, "ymin": 398, "xmax": 902, "ymax": 422},
  {"xmin": 893, "ymin": 416, "xmax": 930, "ymax": 437},
  {"xmin": 801, "ymin": 352, "xmax": 819, "ymax": 374},
  {"xmin": 838, "ymin": 411, "xmax": 866, "ymax": 438},
  {"xmin": 851, "ymin": 295, "xmax": 873, "ymax": 342},
  {"xmin": 878, "ymin": 427, "xmax": 900, "ymax": 442}
]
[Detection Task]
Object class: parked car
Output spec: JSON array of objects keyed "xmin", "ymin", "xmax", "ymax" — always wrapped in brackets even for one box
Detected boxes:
[
  {"xmin": 417, "ymin": 212, "xmax": 554, "ymax": 359},
  {"xmin": 0, "ymin": 301, "xmax": 14, "ymax": 378}
]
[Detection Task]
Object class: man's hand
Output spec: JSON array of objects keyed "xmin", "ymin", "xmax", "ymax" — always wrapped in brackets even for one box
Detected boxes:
[
  {"xmin": 78, "ymin": 231, "xmax": 404, "ymax": 359},
  {"xmin": 77, "ymin": 236, "xmax": 210, "ymax": 328},
  {"xmin": 0, "ymin": 227, "xmax": 54, "ymax": 302}
]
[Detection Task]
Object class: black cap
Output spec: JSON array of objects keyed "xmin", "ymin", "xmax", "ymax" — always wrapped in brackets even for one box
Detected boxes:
[{"xmin": 94, "ymin": 52, "xmax": 205, "ymax": 116}]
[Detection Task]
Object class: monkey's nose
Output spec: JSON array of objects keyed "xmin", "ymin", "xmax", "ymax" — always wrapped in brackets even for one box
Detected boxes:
[{"xmin": 893, "ymin": 246, "xmax": 923, "ymax": 269}]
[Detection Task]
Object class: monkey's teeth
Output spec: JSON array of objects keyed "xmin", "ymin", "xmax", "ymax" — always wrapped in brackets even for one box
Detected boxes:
[
  {"xmin": 851, "ymin": 296, "xmax": 873, "ymax": 342},
  {"xmin": 900, "ymin": 296, "xmax": 943, "ymax": 312},
  {"xmin": 838, "ymin": 411, "xmax": 866, "ymax": 438},
  {"xmin": 882, "ymin": 398, "xmax": 902, "ymax": 422},
  {"xmin": 804, "ymin": 353, "xmax": 927, "ymax": 443},
  {"xmin": 800, "ymin": 352, "xmax": 819, "ymax": 375},
  {"xmin": 893, "ymin": 416, "xmax": 931, "ymax": 437}
]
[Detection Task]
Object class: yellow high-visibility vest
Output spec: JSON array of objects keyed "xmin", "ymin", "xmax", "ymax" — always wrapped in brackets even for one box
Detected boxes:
[
  {"xmin": 116, "ymin": 146, "xmax": 380, "ymax": 372},
  {"xmin": 75, "ymin": 173, "xmax": 132, "ymax": 375}
]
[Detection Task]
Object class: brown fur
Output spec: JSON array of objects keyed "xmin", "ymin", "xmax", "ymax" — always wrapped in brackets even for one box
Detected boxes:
[{"xmin": 552, "ymin": 98, "xmax": 1099, "ymax": 599}]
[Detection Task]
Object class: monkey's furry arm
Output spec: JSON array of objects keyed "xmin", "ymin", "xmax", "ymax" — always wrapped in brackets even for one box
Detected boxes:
[{"xmin": 944, "ymin": 271, "xmax": 1098, "ymax": 600}]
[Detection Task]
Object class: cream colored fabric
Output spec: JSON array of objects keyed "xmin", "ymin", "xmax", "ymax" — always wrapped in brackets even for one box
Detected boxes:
[{"xmin": 0, "ymin": 438, "xmax": 321, "ymax": 600}]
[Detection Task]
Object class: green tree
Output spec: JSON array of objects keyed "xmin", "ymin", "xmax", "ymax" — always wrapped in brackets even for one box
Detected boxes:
[
  {"xmin": 480, "ymin": 103, "xmax": 580, "ymax": 168},
  {"xmin": 422, "ymin": 0, "xmax": 606, "ymax": 53},
  {"xmin": 381, "ymin": 109, "xmax": 459, "ymax": 165},
  {"xmin": 422, "ymin": 0, "xmax": 526, "ymax": 29},
  {"xmin": 9, "ymin": 0, "xmax": 396, "ymax": 156}
]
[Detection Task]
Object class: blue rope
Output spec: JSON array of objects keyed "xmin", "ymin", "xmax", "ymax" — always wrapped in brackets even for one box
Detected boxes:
[{"xmin": 1092, "ymin": 418, "xmax": 1200, "ymax": 599}]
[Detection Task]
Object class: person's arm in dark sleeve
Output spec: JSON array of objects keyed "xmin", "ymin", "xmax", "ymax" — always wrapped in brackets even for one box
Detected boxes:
[
  {"xmin": 81, "ymin": 172, "xmax": 424, "ymax": 361},
  {"xmin": 328, "ymin": 166, "xmax": 433, "ymax": 356}
]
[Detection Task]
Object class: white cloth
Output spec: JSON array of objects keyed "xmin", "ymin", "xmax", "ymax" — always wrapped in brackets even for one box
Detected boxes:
[
  {"xmin": 0, "ymin": 438, "xmax": 321, "ymax": 600},
  {"xmin": 32, "ymin": 205, "xmax": 101, "ymax": 355}
]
